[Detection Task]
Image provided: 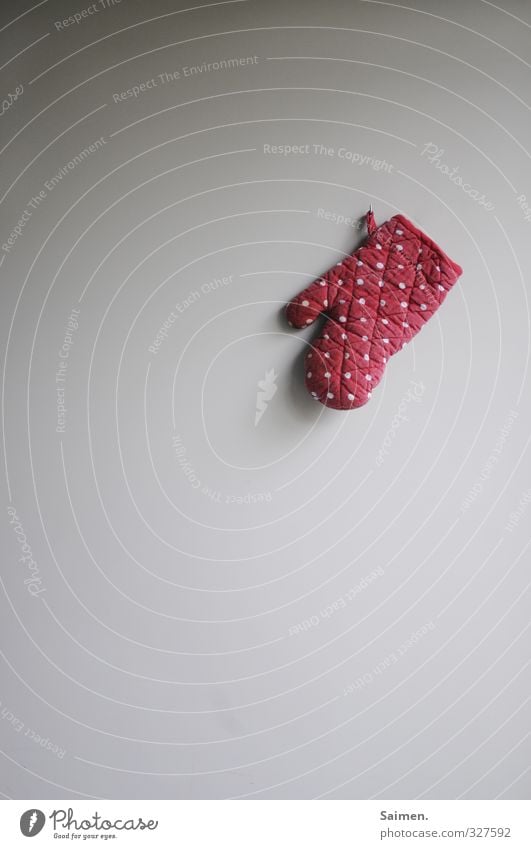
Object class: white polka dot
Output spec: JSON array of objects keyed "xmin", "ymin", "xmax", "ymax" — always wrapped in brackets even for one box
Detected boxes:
[
  {"xmin": 344, "ymin": 352, "xmax": 350, "ymax": 359},
  {"xmin": 403, "ymin": 321, "xmax": 409, "ymax": 328},
  {"xmin": 402, "ymin": 342, "xmax": 407, "ymax": 348},
  {"xmin": 324, "ymin": 334, "xmax": 329, "ymax": 339},
  {"xmin": 419, "ymin": 284, "xmax": 425, "ymax": 290},
  {"xmin": 319, "ymin": 280, "xmax": 326, "ymax": 286},
  {"xmin": 337, "ymin": 279, "xmax": 343, "ymax": 286},
  {"xmin": 382, "ymin": 318, "xmax": 389, "ymax": 324},
  {"xmin": 383, "ymin": 338, "xmax": 389, "ymax": 344},
  {"xmin": 359, "ymin": 297, "xmax": 365, "ymax": 304},
  {"xmin": 436, "ymin": 266, "xmax": 440, "ymax": 272},
  {"xmin": 306, "ymin": 318, "xmax": 312, "ymax": 323},
  {"xmin": 356, "ymin": 278, "xmax": 364, "ymax": 285},
  {"xmin": 311, "ymin": 391, "xmax": 317, "ymax": 396},
  {"xmin": 341, "ymin": 333, "xmax": 347, "ymax": 340},
  {"xmin": 398, "ymin": 264, "xmax": 404, "ymax": 270},
  {"xmin": 396, "ymin": 245, "xmax": 403, "ymax": 251},
  {"xmin": 383, "ymin": 357, "xmax": 387, "ymax": 363},
  {"xmin": 339, "ymin": 316, "xmax": 347, "ymax": 322},
  {"xmin": 360, "ymin": 317, "xmax": 367, "ymax": 323},
  {"xmin": 344, "ymin": 372, "xmax": 351, "ymax": 379},
  {"xmin": 380, "ymin": 299, "xmax": 386, "ymax": 306},
  {"xmin": 420, "ymin": 303, "xmax": 427, "ymax": 310},
  {"xmin": 307, "ymin": 352, "xmax": 312, "ymax": 358},
  {"xmin": 323, "ymin": 299, "xmax": 328, "ymax": 307},
  {"xmin": 376, "ymin": 243, "xmax": 382, "ymax": 250},
  {"xmin": 366, "ymin": 375, "xmax": 372, "ymax": 381},
  {"xmin": 438, "ymin": 284, "xmax": 445, "ymax": 291},
  {"xmin": 339, "ymin": 299, "xmax": 346, "ymax": 304},
  {"xmin": 302, "ymin": 300, "xmax": 309, "ymax": 306},
  {"xmin": 378, "ymin": 280, "xmax": 384, "ymax": 287},
  {"xmin": 324, "ymin": 371, "xmax": 331, "ymax": 378},
  {"xmin": 376, "ymin": 262, "xmax": 384, "ymax": 269},
  {"xmin": 307, "ymin": 372, "xmax": 312, "ymax": 378},
  {"xmin": 327, "ymin": 392, "xmax": 334, "ymax": 399},
  {"xmin": 363, "ymin": 353, "xmax": 369, "ymax": 361},
  {"xmin": 348, "ymin": 393, "xmax": 355, "ymax": 401},
  {"xmin": 417, "ymin": 264, "xmax": 423, "ymax": 270},
  {"xmin": 357, "ymin": 260, "xmax": 363, "ymax": 266},
  {"xmin": 401, "ymin": 301, "xmax": 407, "ymax": 308},
  {"xmin": 399, "ymin": 282, "xmax": 406, "ymax": 289},
  {"xmin": 324, "ymin": 351, "xmax": 330, "ymax": 358},
  {"xmin": 396, "ymin": 229, "xmax": 403, "ymax": 235},
  {"xmin": 362, "ymin": 334, "xmax": 368, "ymax": 341}
]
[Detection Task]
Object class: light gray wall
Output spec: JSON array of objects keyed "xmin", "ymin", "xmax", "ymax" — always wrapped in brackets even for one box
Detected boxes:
[{"xmin": 1, "ymin": 0, "xmax": 530, "ymax": 799}]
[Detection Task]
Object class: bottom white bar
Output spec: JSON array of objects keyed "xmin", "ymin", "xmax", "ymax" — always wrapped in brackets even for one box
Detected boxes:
[{"xmin": 1, "ymin": 800, "xmax": 529, "ymax": 848}]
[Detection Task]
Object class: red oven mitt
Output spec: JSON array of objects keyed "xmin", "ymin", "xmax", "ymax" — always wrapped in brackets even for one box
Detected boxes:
[{"xmin": 286, "ymin": 209, "xmax": 463, "ymax": 409}]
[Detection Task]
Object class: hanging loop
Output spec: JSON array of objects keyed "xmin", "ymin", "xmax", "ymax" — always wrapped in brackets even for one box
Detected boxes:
[{"xmin": 366, "ymin": 206, "xmax": 377, "ymax": 235}]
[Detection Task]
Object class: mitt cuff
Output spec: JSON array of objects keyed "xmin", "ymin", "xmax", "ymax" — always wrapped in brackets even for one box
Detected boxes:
[{"xmin": 394, "ymin": 214, "xmax": 463, "ymax": 278}]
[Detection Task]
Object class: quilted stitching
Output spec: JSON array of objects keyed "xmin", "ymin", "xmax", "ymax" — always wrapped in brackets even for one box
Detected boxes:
[{"xmin": 286, "ymin": 212, "xmax": 463, "ymax": 409}]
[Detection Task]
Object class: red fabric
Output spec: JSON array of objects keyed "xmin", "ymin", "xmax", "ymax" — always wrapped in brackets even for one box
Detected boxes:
[{"xmin": 286, "ymin": 211, "xmax": 463, "ymax": 409}]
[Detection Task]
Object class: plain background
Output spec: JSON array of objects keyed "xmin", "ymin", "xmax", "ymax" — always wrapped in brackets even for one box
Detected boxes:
[{"xmin": 0, "ymin": 0, "xmax": 530, "ymax": 799}]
